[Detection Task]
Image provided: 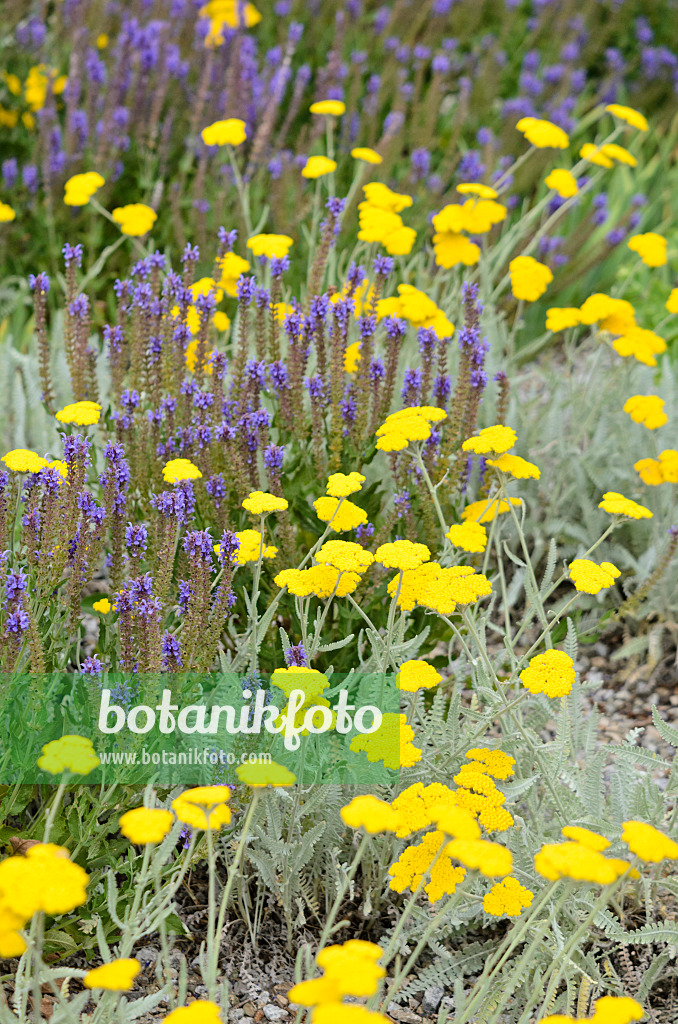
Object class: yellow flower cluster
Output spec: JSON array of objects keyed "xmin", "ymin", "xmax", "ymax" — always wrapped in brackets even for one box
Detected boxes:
[
  {"xmin": 548, "ymin": 294, "xmax": 666, "ymax": 366},
  {"xmin": 628, "ymin": 231, "xmax": 667, "ymax": 267},
  {"xmin": 535, "ymin": 841, "xmax": 632, "ymax": 884},
  {"xmin": 568, "ymin": 559, "xmax": 621, "ymax": 595},
  {"xmin": 390, "ymin": 781, "xmax": 460, "ymax": 837},
  {"xmin": 200, "ymin": 0, "xmax": 261, "ymax": 45},
  {"xmin": 446, "ymin": 520, "xmax": 488, "ymax": 552},
  {"xmin": 302, "ymin": 155, "xmax": 337, "ymax": 179},
  {"xmin": 461, "ymin": 496, "xmax": 522, "ymax": 523},
  {"xmin": 538, "ymin": 994, "xmax": 644, "ymax": 1024},
  {"xmin": 606, "ymin": 103, "xmax": 648, "ymax": 131},
  {"xmin": 112, "ymin": 203, "xmax": 157, "ymax": 236},
  {"xmin": 376, "ymin": 404, "xmax": 447, "ymax": 452},
  {"xmin": 315, "ymin": 539, "xmax": 374, "ymax": 572},
  {"xmin": 544, "ymin": 168, "xmax": 578, "ymax": 198},
  {"xmin": 377, "ymin": 284, "xmax": 454, "ymax": 339},
  {"xmin": 288, "ymin": 939, "xmax": 386, "ymax": 1012},
  {"xmin": 623, "ymin": 394, "xmax": 667, "ymax": 429},
  {"xmin": 634, "ymin": 449, "xmax": 678, "ymax": 486},
  {"xmin": 462, "ymin": 424, "xmax": 517, "ymax": 455},
  {"xmin": 275, "ymin": 564, "xmax": 361, "ymax": 598},
  {"xmin": 201, "ymin": 117, "xmax": 246, "ymax": 147},
  {"xmin": 483, "ymin": 876, "xmax": 534, "ymax": 917},
  {"xmin": 172, "ymin": 785, "xmax": 232, "ymax": 830},
  {"xmin": 247, "ymin": 233, "xmax": 293, "ymax": 259},
  {"xmin": 38, "ymin": 734, "xmax": 100, "ymax": 774},
  {"xmin": 64, "ymin": 171, "xmax": 105, "ymax": 207},
  {"xmin": 0, "ymin": 844, "xmax": 89, "ymax": 956},
  {"xmin": 236, "ymin": 761, "xmax": 296, "ymax": 786},
  {"xmin": 397, "ymin": 659, "xmax": 442, "ymax": 692},
  {"xmin": 243, "ymin": 490, "xmax": 288, "ymax": 514},
  {"xmin": 350, "ymin": 712, "xmax": 421, "ymax": 770},
  {"xmin": 2, "ymin": 448, "xmax": 49, "ymax": 473},
  {"xmin": 509, "ymin": 255, "xmax": 554, "ymax": 302},
  {"xmin": 84, "ymin": 958, "xmax": 140, "ymax": 991},
  {"xmin": 579, "ymin": 142, "xmax": 637, "ymax": 168},
  {"xmin": 516, "ymin": 116, "xmax": 569, "ymax": 148},
  {"xmin": 310, "ymin": 100, "xmax": 346, "ymax": 116},
  {"xmin": 162, "ymin": 458, "xmax": 202, "ymax": 483},
  {"xmin": 326, "ymin": 471, "xmax": 365, "ymax": 497},
  {"xmin": 452, "ymin": 750, "xmax": 516, "ymax": 832},
  {"xmin": 217, "ymin": 251, "xmax": 250, "ymax": 295},
  {"xmin": 621, "ymin": 820, "xmax": 678, "ymax": 862},
  {"xmin": 119, "ymin": 807, "xmax": 174, "ymax": 844},
  {"xmin": 519, "ymin": 649, "xmax": 576, "ymax": 698},
  {"xmin": 55, "ymin": 400, "xmax": 101, "ymax": 426},
  {"xmin": 486, "ymin": 453, "xmax": 540, "ymax": 479},
  {"xmin": 387, "ymin": 562, "xmax": 492, "ymax": 615},
  {"xmin": 598, "ymin": 491, "xmax": 652, "ymax": 519},
  {"xmin": 431, "ymin": 196, "xmax": 506, "ymax": 268},
  {"xmin": 224, "ymin": 529, "xmax": 278, "ymax": 566},
  {"xmin": 358, "ymin": 183, "xmax": 416, "ymax": 256},
  {"xmin": 340, "ymin": 794, "xmax": 399, "ymax": 834},
  {"xmin": 389, "ymin": 829, "xmax": 467, "ymax": 903},
  {"xmin": 375, "ymin": 539, "xmax": 430, "ymax": 571}
]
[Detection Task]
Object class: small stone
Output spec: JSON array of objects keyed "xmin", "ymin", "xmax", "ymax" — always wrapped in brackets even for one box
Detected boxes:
[
  {"xmin": 243, "ymin": 1003, "xmax": 257, "ymax": 1017},
  {"xmin": 229, "ymin": 1010, "xmax": 245, "ymax": 1022},
  {"xmin": 137, "ymin": 947, "xmax": 159, "ymax": 966},
  {"xmin": 262, "ymin": 1005, "xmax": 287, "ymax": 1022},
  {"xmin": 421, "ymin": 985, "xmax": 444, "ymax": 1015},
  {"xmin": 387, "ymin": 1003, "xmax": 420, "ymax": 1022}
]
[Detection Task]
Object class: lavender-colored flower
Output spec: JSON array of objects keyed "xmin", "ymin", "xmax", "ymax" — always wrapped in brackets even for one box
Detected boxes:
[
  {"xmin": 125, "ymin": 522, "xmax": 148, "ymax": 553},
  {"xmin": 285, "ymin": 643, "xmax": 308, "ymax": 667},
  {"xmin": 162, "ymin": 632, "xmax": 183, "ymax": 670},
  {"xmin": 82, "ymin": 655, "xmax": 103, "ymax": 675},
  {"xmin": 62, "ymin": 243, "xmax": 84, "ymax": 268}
]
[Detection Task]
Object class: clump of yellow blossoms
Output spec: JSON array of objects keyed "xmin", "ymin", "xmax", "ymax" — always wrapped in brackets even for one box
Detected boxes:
[
  {"xmin": 535, "ymin": 842, "xmax": 632, "ymax": 884},
  {"xmin": 509, "ymin": 256, "xmax": 553, "ymax": 302},
  {"xmin": 93, "ymin": 598, "xmax": 111, "ymax": 614},
  {"xmin": 377, "ymin": 284, "xmax": 454, "ymax": 339},
  {"xmin": 271, "ymin": 666, "xmax": 329, "ymax": 702},
  {"xmin": 119, "ymin": 807, "xmax": 174, "ymax": 844},
  {"xmin": 55, "ymin": 400, "xmax": 101, "ymax": 426},
  {"xmin": 634, "ymin": 449, "xmax": 678, "ymax": 486},
  {"xmin": 606, "ymin": 102, "xmax": 649, "ymax": 131},
  {"xmin": 397, "ymin": 659, "xmax": 442, "ymax": 692},
  {"xmin": 326, "ymin": 471, "xmax": 365, "ymax": 497},
  {"xmin": 350, "ymin": 712, "xmax": 421, "ymax": 770},
  {"xmin": 302, "ymin": 155, "xmax": 337, "ymax": 179},
  {"xmin": 462, "ymin": 496, "xmax": 522, "ymax": 523},
  {"xmin": 623, "ymin": 394, "xmax": 667, "ymax": 429},
  {"xmin": 358, "ymin": 182, "xmax": 416, "ymax": 256},
  {"xmin": 520, "ymin": 649, "xmax": 576, "ymax": 698},
  {"xmin": 201, "ymin": 117, "xmax": 246, "ymax": 147},
  {"xmin": 389, "ymin": 830, "xmax": 468, "ymax": 903},
  {"xmin": 598, "ymin": 491, "xmax": 652, "ymax": 519},
  {"xmin": 247, "ymin": 233, "xmax": 293, "ymax": 259},
  {"xmin": 315, "ymin": 540, "xmax": 373, "ymax": 573},
  {"xmin": 313, "ymin": 496, "xmax": 367, "ymax": 532},
  {"xmin": 38, "ymin": 734, "xmax": 100, "ymax": 774},
  {"xmin": 376, "ymin": 404, "xmax": 447, "ymax": 451},
  {"xmin": 462, "ymin": 424, "xmax": 517, "ymax": 455},
  {"xmin": 446, "ymin": 520, "xmax": 488, "ymax": 553},
  {"xmin": 544, "ymin": 168, "xmax": 578, "ymax": 198},
  {"xmin": 217, "ymin": 251, "xmax": 250, "ymax": 295},
  {"xmin": 236, "ymin": 761, "xmax": 296, "ymax": 787},
  {"xmin": 375, "ymin": 539, "xmax": 430, "ymax": 571},
  {"xmin": 387, "ymin": 562, "xmax": 492, "ymax": 615},
  {"xmin": 340, "ymin": 795, "xmax": 399, "ymax": 833},
  {"xmin": 351, "ymin": 147, "xmax": 382, "ymax": 164},
  {"xmin": 628, "ymin": 231, "xmax": 667, "ymax": 267},
  {"xmin": 621, "ymin": 820, "xmax": 678, "ymax": 862},
  {"xmin": 289, "ymin": 939, "xmax": 385, "ymax": 1006},
  {"xmin": 64, "ymin": 171, "xmax": 105, "ymax": 207},
  {"xmin": 579, "ymin": 142, "xmax": 637, "ymax": 168},
  {"xmin": 483, "ymin": 877, "xmax": 534, "ymax": 917},
  {"xmin": 2, "ymin": 448, "xmax": 49, "ymax": 473},
  {"xmin": 516, "ymin": 116, "xmax": 569, "ymax": 148},
  {"xmin": 561, "ymin": 825, "xmax": 611, "ymax": 852},
  {"xmin": 243, "ymin": 490, "xmax": 288, "ymax": 514},
  {"xmin": 172, "ymin": 786, "xmax": 231, "ymax": 830},
  {"xmin": 164, "ymin": 1001, "xmax": 223, "ymax": 1024},
  {"xmin": 431, "ymin": 197, "xmax": 506, "ymax": 268},
  {"xmin": 568, "ymin": 559, "xmax": 621, "ymax": 595},
  {"xmin": 84, "ymin": 958, "xmax": 140, "ymax": 991},
  {"xmin": 162, "ymin": 458, "xmax": 202, "ymax": 483},
  {"xmin": 112, "ymin": 203, "xmax": 157, "ymax": 236},
  {"xmin": 538, "ymin": 994, "xmax": 644, "ymax": 1024},
  {"xmin": 310, "ymin": 99, "xmax": 346, "ymax": 116},
  {"xmin": 274, "ymin": 565, "xmax": 361, "ymax": 598},
  {"xmin": 486, "ymin": 453, "xmax": 540, "ymax": 479}
]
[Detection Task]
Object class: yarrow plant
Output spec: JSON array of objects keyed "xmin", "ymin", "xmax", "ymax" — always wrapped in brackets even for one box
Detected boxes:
[{"xmin": 0, "ymin": 2, "xmax": 676, "ymax": 1023}]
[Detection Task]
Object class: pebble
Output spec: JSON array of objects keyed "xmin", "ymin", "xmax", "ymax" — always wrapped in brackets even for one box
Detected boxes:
[
  {"xmin": 421, "ymin": 985, "xmax": 444, "ymax": 1015},
  {"xmin": 262, "ymin": 1005, "xmax": 287, "ymax": 1022},
  {"xmin": 388, "ymin": 1003, "xmax": 421, "ymax": 1023}
]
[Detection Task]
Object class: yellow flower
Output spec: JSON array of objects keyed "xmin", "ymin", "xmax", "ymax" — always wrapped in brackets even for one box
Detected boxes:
[
  {"xmin": 509, "ymin": 255, "xmax": 553, "ymax": 301},
  {"xmin": 271, "ymin": 666, "xmax": 329, "ymax": 702},
  {"xmin": 236, "ymin": 761, "xmax": 296, "ymax": 787},
  {"xmin": 634, "ymin": 457, "xmax": 664, "ymax": 487},
  {"xmin": 580, "ymin": 142, "xmax": 637, "ymax": 168},
  {"xmin": 446, "ymin": 838, "xmax": 512, "ymax": 877},
  {"xmin": 612, "ymin": 326, "xmax": 666, "ymax": 367},
  {"xmin": 362, "ymin": 182, "xmax": 412, "ymax": 213},
  {"xmin": 313, "ymin": 496, "xmax": 367, "ymax": 532},
  {"xmin": 483, "ymin": 877, "xmax": 534, "ymax": 916},
  {"xmin": 219, "ymin": 529, "xmax": 277, "ymax": 565},
  {"xmin": 312, "ymin": 1005, "xmax": 390, "ymax": 1024},
  {"xmin": 659, "ymin": 449, "xmax": 678, "ymax": 482},
  {"xmin": 516, "ymin": 116, "xmax": 569, "ymax": 149},
  {"xmin": 535, "ymin": 842, "xmax": 632, "ymax": 884},
  {"xmin": 561, "ymin": 826, "xmax": 610, "ymax": 852},
  {"xmin": 290, "ymin": 940, "xmax": 385, "ymax": 1006},
  {"xmin": 217, "ymin": 251, "xmax": 250, "ymax": 295},
  {"xmin": 120, "ymin": 808, "xmax": 174, "ymax": 844},
  {"xmin": 666, "ymin": 288, "xmax": 678, "ymax": 314},
  {"xmin": 163, "ymin": 1001, "xmax": 222, "ymax": 1024},
  {"xmin": 375, "ymin": 540, "xmax": 430, "ymax": 572},
  {"xmin": 201, "ymin": 118, "xmax": 246, "ymax": 147},
  {"xmin": 579, "ymin": 293, "xmax": 636, "ymax": 328},
  {"xmin": 38, "ymin": 735, "xmax": 100, "ymax": 775},
  {"xmin": 389, "ymin": 831, "xmax": 467, "ymax": 903},
  {"xmin": 0, "ymin": 844, "xmax": 89, "ymax": 918},
  {"xmin": 341, "ymin": 795, "xmax": 399, "ymax": 833},
  {"xmin": 93, "ymin": 598, "xmax": 111, "ymax": 614},
  {"xmin": 243, "ymin": 490, "xmax": 288, "ymax": 514},
  {"xmin": 465, "ymin": 748, "xmax": 516, "ymax": 780},
  {"xmin": 568, "ymin": 559, "xmax": 620, "ymax": 595},
  {"xmin": 326, "ymin": 471, "xmax": 365, "ymax": 497},
  {"xmin": 310, "ymin": 100, "xmax": 345, "ymax": 116},
  {"xmin": 606, "ymin": 103, "xmax": 648, "ymax": 131},
  {"xmin": 431, "ymin": 806, "xmax": 482, "ymax": 840},
  {"xmin": 112, "ymin": 203, "xmax": 157, "ymax": 236},
  {"xmin": 172, "ymin": 786, "xmax": 231, "ymax": 829},
  {"xmin": 0, "ymin": 202, "xmax": 16, "ymax": 223},
  {"xmin": 544, "ymin": 168, "xmax": 578, "ymax": 198},
  {"xmin": 344, "ymin": 340, "xmax": 360, "ymax": 373},
  {"xmin": 315, "ymin": 539, "xmax": 373, "ymax": 573},
  {"xmin": 486, "ymin": 453, "xmax": 540, "ymax": 479},
  {"xmin": 163, "ymin": 458, "xmax": 202, "ymax": 483},
  {"xmin": 55, "ymin": 400, "xmax": 101, "ymax": 426},
  {"xmin": 588, "ymin": 995, "xmax": 644, "ymax": 1024},
  {"xmin": 461, "ymin": 496, "xmax": 521, "ymax": 523},
  {"xmin": 302, "ymin": 155, "xmax": 337, "ymax": 179},
  {"xmin": 622, "ymin": 820, "xmax": 678, "ymax": 862},
  {"xmin": 397, "ymin": 659, "xmax": 442, "ymax": 692},
  {"xmin": 350, "ymin": 712, "xmax": 421, "ymax": 770},
  {"xmin": 212, "ymin": 311, "xmax": 230, "ymax": 332},
  {"xmin": 546, "ymin": 307, "xmax": 582, "ymax": 332},
  {"xmin": 63, "ymin": 171, "xmax": 105, "ymax": 207},
  {"xmin": 520, "ymin": 649, "xmax": 575, "ymax": 698},
  {"xmin": 579, "ymin": 143, "xmax": 614, "ymax": 168},
  {"xmin": 628, "ymin": 232, "xmax": 667, "ymax": 267},
  {"xmin": 446, "ymin": 520, "xmax": 488, "ymax": 553},
  {"xmin": 456, "ymin": 182, "xmax": 498, "ymax": 198},
  {"xmin": 598, "ymin": 491, "xmax": 652, "ymax": 519},
  {"xmin": 24, "ymin": 65, "xmax": 49, "ymax": 111},
  {"xmin": 351, "ymin": 147, "xmax": 382, "ymax": 164},
  {"xmin": 96, "ymin": 33, "xmax": 109, "ymax": 48},
  {"xmin": 433, "ymin": 230, "xmax": 481, "ymax": 269},
  {"xmin": 623, "ymin": 394, "xmax": 667, "ymax": 429},
  {"xmin": 2, "ymin": 448, "xmax": 48, "ymax": 473},
  {"xmin": 390, "ymin": 782, "xmax": 456, "ymax": 837},
  {"xmin": 84, "ymin": 958, "xmax": 140, "ymax": 991},
  {"xmin": 247, "ymin": 233, "xmax": 293, "ymax": 259},
  {"xmin": 462, "ymin": 424, "xmax": 517, "ymax": 455}
]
